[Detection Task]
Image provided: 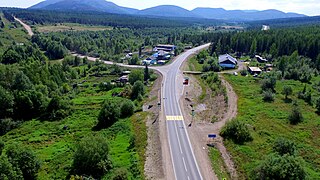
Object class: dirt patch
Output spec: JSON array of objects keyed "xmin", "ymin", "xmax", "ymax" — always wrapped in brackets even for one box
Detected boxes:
[{"xmin": 179, "ymin": 61, "xmax": 239, "ymax": 179}]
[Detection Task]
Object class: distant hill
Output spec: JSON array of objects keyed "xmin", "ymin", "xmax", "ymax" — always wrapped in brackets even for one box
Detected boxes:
[
  {"xmin": 29, "ymin": 0, "xmax": 138, "ymax": 14},
  {"xmin": 192, "ymin": 8, "xmax": 306, "ymax": 21},
  {"xmin": 137, "ymin": 5, "xmax": 199, "ymax": 18},
  {"xmin": 29, "ymin": 0, "xmax": 307, "ymax": 21}
]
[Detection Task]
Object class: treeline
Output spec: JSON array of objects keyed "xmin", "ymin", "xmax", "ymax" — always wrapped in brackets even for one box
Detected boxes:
[
  {"xmin": 2, "ymin": 8, "xmax": 223, "ymax": 29},
  {"xmin": 208, "ymin": 25, "xmax": 320, "ymax": 63},
  {"xmin": 4, "ymin": 9, "xmax": 190, "ymax": 29},
  {"xmin": 31, "ymin": 27, "xmax": 205, "ymax": 60}
]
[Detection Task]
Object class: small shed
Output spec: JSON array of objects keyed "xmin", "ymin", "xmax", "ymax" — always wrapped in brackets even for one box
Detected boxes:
[{"xmin": 248, "ymin": 67, "xmax": 262, "ymax": 75}]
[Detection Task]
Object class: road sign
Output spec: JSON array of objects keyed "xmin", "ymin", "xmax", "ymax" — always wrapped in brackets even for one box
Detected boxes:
[{"xmin": 208, "ymin": 134, "xmax": 217, "ymax": 138}]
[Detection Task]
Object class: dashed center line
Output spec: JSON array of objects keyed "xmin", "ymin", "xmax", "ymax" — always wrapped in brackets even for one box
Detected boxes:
[{"xmin": 166, "ymin": 116, "xmax": 184, "ymax": 121}]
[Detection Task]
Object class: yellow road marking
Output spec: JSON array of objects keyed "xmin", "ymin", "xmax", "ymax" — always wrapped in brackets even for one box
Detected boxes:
[{"xmin": 166, "ymin": 116, "xmax": 184, "ymax": 121}]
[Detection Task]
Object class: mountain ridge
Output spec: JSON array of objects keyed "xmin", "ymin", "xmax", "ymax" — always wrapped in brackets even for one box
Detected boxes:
[{"xmin": 29, "ymin": 0, "xmax": 307, "ymax": 21}]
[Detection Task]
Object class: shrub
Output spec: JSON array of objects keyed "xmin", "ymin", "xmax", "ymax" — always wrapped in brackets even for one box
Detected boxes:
[
  {"xmin": 120, "ymin": 100, "xmax": 135, "ymax": 118},
  {"xmin": 6, "ymin": 144, "xmax": 41, "ymax": 180},
  {"xmin": 0, "ymin": 119, "xmax": 20, "ymax": 136},
  {"xmin": 220, "ymin": 119, "xmax": 253, "ymax": 144},
  {"xmin": 98, "ymin": 99, "xmax": 121, "ymax": 128},
  {"xmin": 112, "ymin": 168, "xmax": 129, "ymax": 180},
  {"xmin": 0, "ymin": 155, "xmax": 23, "ymax": 180},
  {"xmin": 261, "ymin": 76, "xmax": 276, "ymax": 92},
  {"xmin": 73, "ymin": 135, "xmax": 112, "ymax": 178},
  {"xmin": 282, "ymin": 85, "xmax": 293, "ymax": 99},
  {"xmin": 129, "ymin": 70, "xmax": 143, "ymax": 85},
  {"xmin": 253, "ymin": 154, "xmax": 306, "ymax": 180},
  {"xmin": 0, "ymin": 140, "xmax": 4, "ymax": 154},
  {"xmin": 240, "ymin": 69, "xmax": 248, "ymax": 76},
  {"xmin": 262, "ymin": 90, "xmax": 274, "ymax": 102},
  {"xmin": 131, "ymin": 81, "xmax": 145, "ymax": 100},
  {"xmin": 45, "ymin": 96, "xmax": 71, "ymax": 120},
  {"xmin": 273, "ymin": 138, "xmax": 296, "ymax": 156},
  {"xmin": 288, "ymin": 102, "xmax": 303, "ymax": 125}
]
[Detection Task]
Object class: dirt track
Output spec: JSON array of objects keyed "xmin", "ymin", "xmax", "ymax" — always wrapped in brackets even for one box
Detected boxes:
[{"xmin": 14, "ymin": 17, "xmax": 34, "ymax": 36}]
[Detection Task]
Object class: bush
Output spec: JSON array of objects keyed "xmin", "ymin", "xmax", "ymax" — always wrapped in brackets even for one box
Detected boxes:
[
  {"xmin": 131, "ymin": 81, "xmax": 145, "ymax": 100},
  {"xmin": 6, "ymin": 144, "xmax": 41, "ymax": 180},
  {"xmin": 0, "ymin": 155, "xmax": 23, "ymax": 180},
  {"xmin": 240, "ymin": 69, "xmax": 248, "ymax": 76},
  {"xmin": 261, "ymin": 76, "xmax": 276, "ymax": 92},
  {"xmin": 73, "ymin": 135, "xmax": 112, "ymax": 178},
  {"xmin": 45, "ymin": 96, "xmax": 71, "ymax": 120},
  {"xmin": 282, "ymin": 85, "xmax": 293, "ymax": 99},
  {"xmin": 129, "ymin": 70, "xmax": 143, "ymax": 85},
  {"xmin": 120, "ymin": 100, "xmax": 135, "ymax": 118},
  {"xmin": 0, "ymin": 119, "xmax": 20, "ymax": 136},
  {"xmin": 112, "ymin": 168, "xmax": 128, "ymax": 180},
  {"xmin": 288, "ymin": 102, "xmax": 303, "ymax": 125},
  {"xmin": 253, "ymin": 153, "xmax": 306, "ymax": 180},
  {"xmin": 220, "ymin": 119, "xmax": 253, "ymax": 144},
  {"xmin": 98, "ymin": 99, "xmax": 121, "ymax": 128},
  {"xmin": 273, "ymin": 138, "xmax": 296, "ymax": 156},
  {"xmin": 262, "ymin": 90, "xmax": 275, "ymax": 102}
]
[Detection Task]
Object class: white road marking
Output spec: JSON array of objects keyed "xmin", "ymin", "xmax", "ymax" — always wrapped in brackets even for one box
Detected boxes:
[{"xmin": 182, "ymin": 156, "xmax": 188, "ymax": 172}]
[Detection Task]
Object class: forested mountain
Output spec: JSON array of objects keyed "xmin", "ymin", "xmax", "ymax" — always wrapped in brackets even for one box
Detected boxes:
[
  {"xmin": 30, "ymin": 0, "xmax": 138, "ymax": 14},
  {"xmin": 29, "ymin": 0, "xmax": 306, "ymax": 21},
  {"xmin": 192, "ymin": 8, "xmax": 306, "ymax": 21},
  {"xmin": 137, "ymin": 5, "xmax": 199, "ymax": 18}
]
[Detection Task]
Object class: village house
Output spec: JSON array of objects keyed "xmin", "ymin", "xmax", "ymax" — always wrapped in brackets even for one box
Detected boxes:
[
  {"xmin": 248, "ymin": 66, "xmax": 262, "ymax": 75},
  {"xmin": 153, "ymin": 44, "xmax": 176, "ymax": 52},
  {"xmin": 219, "ymin": 54, "xmax": 238, "ymax": 69}
]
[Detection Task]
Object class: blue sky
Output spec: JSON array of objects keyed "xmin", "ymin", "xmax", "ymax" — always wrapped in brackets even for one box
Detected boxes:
[{"xmin": 1, "ymin": 0, "xmax": 319, "ymax": 16}]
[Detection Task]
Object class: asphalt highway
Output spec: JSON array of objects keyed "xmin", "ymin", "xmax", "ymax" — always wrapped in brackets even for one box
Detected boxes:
[{"xmin": 158, "ymin": 44, "xmax": 210, "ymax": 180}]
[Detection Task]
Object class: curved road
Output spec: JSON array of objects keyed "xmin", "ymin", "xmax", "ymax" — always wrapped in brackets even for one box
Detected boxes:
[
  {"xmin": 16, "ymin": 16, "xmax": 211, "ymax": 179},
  {"xmin": 76, "ymin": 44, "xmax": 210, "ymax": 180}
]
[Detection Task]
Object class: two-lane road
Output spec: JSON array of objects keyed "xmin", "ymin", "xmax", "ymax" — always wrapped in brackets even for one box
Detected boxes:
[
  {"xmin": 75, "ymin": 44, "xmax": 211, "ymax": 180},
  {"xmin": 157, "ymin": 44, "xmax": 210, "ymax": 180}
]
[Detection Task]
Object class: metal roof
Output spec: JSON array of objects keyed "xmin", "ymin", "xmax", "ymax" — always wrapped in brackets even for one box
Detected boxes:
[{"xmin": 219, "ymin": 54, "xmax": 238, "ymax": 64}]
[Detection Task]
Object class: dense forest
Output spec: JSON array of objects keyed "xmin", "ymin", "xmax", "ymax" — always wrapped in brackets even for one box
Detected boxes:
[
  {"xmin": 2, "ymin": 8, "xmax": 223, "ymax": 29},
  {"xmin": 208, "ymin": 25, "xmax": 320, "ymax": 64},
  {"xmin": 249, "ymin": 15, "xmax": 320, "ymax": 29}
]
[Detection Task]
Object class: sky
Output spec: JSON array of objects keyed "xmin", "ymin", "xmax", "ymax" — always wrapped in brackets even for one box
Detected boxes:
[{"xmin": 1, "ymin": 0, "xmax": 319, "ymax": 16}]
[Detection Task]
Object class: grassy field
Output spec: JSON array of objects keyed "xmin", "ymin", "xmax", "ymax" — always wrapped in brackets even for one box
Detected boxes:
[
  {"xmin": 223, "ymin": 74, "xmax": 320, "ymax": 179},
  {"xmin": 0, "ymin": 13, "xmax": 30, "ymax": 55},
  {"xmin": 35, "ymin": 23, "xmax": 112, "ymax": 33},
  {"xmin": 1, "ymin": 65, "xmax": 150, "ymax": 179}
]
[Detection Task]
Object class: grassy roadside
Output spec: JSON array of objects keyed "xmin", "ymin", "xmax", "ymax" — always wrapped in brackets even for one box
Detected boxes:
[
  {"xmin": 209, "ymin": 147, "xmax": 231, "ymax": 180},
  {"xmin": 0, "ymin": 63, "xmax": 152, "ymax": 179},
  {"xmin": 223, "ymin": 74, "xmax": 320, "ymax": 179}
]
